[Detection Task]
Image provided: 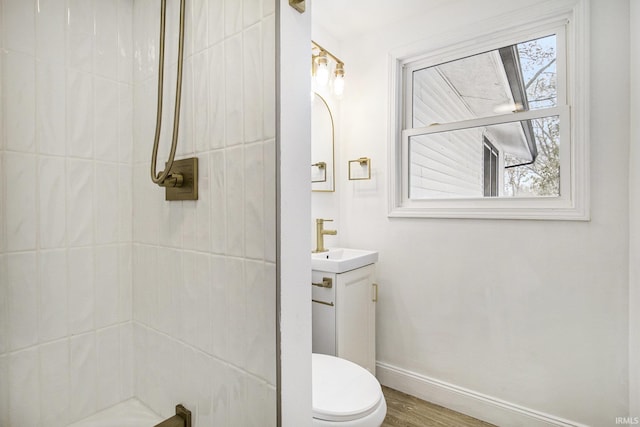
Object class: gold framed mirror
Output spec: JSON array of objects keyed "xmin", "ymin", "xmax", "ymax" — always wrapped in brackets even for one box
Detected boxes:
[{"xmin": 311, "ymin": 92, "xmax": 335, "ymax": 192}]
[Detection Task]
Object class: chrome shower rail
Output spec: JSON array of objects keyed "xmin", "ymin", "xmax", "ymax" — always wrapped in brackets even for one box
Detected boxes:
[{"xmin": 150, "ymin": 0, "xmax": 186, "ymax": 187}]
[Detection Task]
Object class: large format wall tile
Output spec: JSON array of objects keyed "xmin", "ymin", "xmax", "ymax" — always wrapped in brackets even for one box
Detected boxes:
[
  {"xmin": 94, "ymin": 78, "xmax": 120, "ymax": 162},
  {"xmin": 264, "ymin": 139, "xmax": 276, "ymax": 263},
  {"xmin": 244, "ymin": 142, "xmax": 265, "ymax": 260},
  {"xmin": 69, "ymin": 332, "xmax": 97, "ymax": 421},
  {"xmin": 117, "ymin": 0, "xmax": 133, "ymax": 83},
  {"xmin": 118, "ymin": 245, "xmax": 133, "ymax": 323},
  {"xmin": 243, "ymin": 23, "xmax": 263, "ymax": 144},
  {"xmin": 118, "ymin": 165, "xmax": 133, "ymax": 242},
  {"xmin": 208, "ymin": 42, "xmax": 225, "ymax": 150},
  {"xmin": 0, "ymin": 255, "xmax": 6, "ymax": 355},
  {"xmin": 66, "ymin": 159, "xmax": 94, "ymax": 246},
  {"xmin": 9, "ymin": 348, "xmax": 40, "ymax": 427},
  {"xmin": 5, "ymin": 153, "xmax": 37, "ymax": 251},
  {"xmin": 36, "ymin": 62, "xmax": 66, "ymax": 156},
  {"xmin": 94, "ymin": 245, "xmax": 120, "ymax": 329},
  {"xmin": 0, "ymin": 154, "xmax": 4, "ymax": 253},
  {"xmin": 38, "ymin": 250, "xmax": 68, "ymax": 342},
  {"xmin": 96, "ymin": 326, "xmax": 121, "ymax": 409},
  {"xmin": 95, "ymin": 163, "xmax": 120, "ymax": 245},
  {"xmin": 94, "ymin": 0, "xmax": 118, "ymax": 81},
  {"xmin": 38, "ymin": 156, "xmax": 66, "ymax": 249},
  {"xmin": 119, "ymin": 84, "xmax": 134, "ymax": 163},
  {"xmin": 262, "ymin": 15, "xmax": 276, "ymax": 140},
  {"xmin": 7, "ymin": 253, "xmax": 38, "ymax": 351},
  {"xmin": 3, "ymin": 51, "xmax": 36, "ymax": 153},
  {"xmin": 224, "ymin": 0, "xmax": 242, "ymax": 37},
  {"xmin": 226, "ymin": 146, "xmax": 245, "ymax": 257},
  {"xmin": 66, "ymin": 71, "xmax": 94, "ymax": 159},
  {"xmin": 193, "ymin": 51, "xmax": 210, "ymax": 154},
  {"xmin": 3, "ymin": 0, "xmax": 35, "ymax": 55},
  {"xmin": 225, "ymin": 34, "xmax": 243, "ymax": 146},
  {"xmin": 195, "ymin": 155, "xmax": 211, "ymax": 252},
  {"xmin": 36, "ymin": 0, "xmax": 66, "ymax": 66},
  {"xmin": 68, "ymin": 247, "xmax": 94, "ymax": 335},
  {"xmin": 39, "ymin": 340, "xmax": 70, "ymax": 427},
  {"xmin": 209, "ymin": 150, "xmax": 227, "ymax": 254},
  {"xmin": 208, "ymin": 0, "xmax": 224, "ymax": 47},
  {"xmin": 66, "ymin": 0, "xmax": 94, "ymax": 73},
  {"xmin": 119, "ymin": 322, "xmax": 134, "ymax": 399}
]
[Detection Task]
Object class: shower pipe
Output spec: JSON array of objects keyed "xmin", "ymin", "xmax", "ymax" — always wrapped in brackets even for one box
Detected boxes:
[{"xmin": 150, "ymin": 0, "xmax": 186, "ymax": 187}]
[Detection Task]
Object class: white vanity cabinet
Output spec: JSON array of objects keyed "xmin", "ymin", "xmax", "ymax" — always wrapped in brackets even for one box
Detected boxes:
[{"xmin": 312, "ymin": 264, "xmax": 377, "ymax": 374}]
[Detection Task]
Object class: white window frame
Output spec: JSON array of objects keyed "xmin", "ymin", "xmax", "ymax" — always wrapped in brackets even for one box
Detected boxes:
[{"xmin": 388, "ymin": 0, "xmax": 589, "ymax": 220}]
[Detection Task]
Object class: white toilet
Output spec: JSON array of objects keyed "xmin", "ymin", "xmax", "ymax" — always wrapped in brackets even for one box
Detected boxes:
[{"xmin": 312, "ymin": 353, "xmax": 387, "ymax": 427}]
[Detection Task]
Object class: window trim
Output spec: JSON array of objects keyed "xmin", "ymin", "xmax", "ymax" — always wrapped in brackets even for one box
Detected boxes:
[{"xmin": 388, "ymin": 0, "xmax": 589, "ymax": 220}]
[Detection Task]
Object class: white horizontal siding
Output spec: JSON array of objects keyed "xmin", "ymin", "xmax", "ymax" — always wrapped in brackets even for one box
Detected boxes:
[
  {"xmin": 409, "ymin": 129, "xmax": 483, "ymax": 198},
  {"xmin": 412, "ymin": 69, "xmax": 475, "ymax": 128}
]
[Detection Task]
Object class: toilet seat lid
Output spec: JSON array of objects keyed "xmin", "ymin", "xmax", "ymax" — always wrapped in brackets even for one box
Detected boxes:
[{"xmin": 312, "ymin": 353, "xmax": 383, "ymax": 422}]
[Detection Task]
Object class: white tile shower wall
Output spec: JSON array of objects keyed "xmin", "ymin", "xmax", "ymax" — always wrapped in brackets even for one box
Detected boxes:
[
  {"xmin": 132, "ymin": 0, "xmax": 277, "ymax": 425},
  {"xmin": 0, "ymin": 0, "xmax": 135, "ymax": 425}
]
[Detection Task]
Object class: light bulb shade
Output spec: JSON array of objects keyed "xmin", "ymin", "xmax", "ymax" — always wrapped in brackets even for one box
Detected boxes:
[
  {"xmin": 333, "ymin": 74, "xmax": 345, "ymax": 96},
  {"xmin": 314, "ymin": 52, "xmax": 330, "ymax": 87},
  {"xmin": 315, "ymin": 64, "xmax": 329, "ymax": 87},
  {"xmin": 334, "ymin": 63, "xmax": 345, "ymax": 96}
]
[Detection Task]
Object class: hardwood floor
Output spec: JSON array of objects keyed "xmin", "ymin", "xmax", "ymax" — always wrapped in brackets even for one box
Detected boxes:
[{"xmin": 381, "ymin": 386, "xmax": 497, "ymax": 427}]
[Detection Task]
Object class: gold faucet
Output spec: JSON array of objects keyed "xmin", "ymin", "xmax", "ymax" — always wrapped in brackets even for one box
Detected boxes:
[{"xmin": 314, "ymin": 218, "xmax": 337, "ymax": 253}]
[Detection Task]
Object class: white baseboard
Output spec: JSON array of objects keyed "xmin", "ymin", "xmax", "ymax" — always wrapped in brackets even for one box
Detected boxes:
[{"xmin": 376, "ymin": 362, "xmax": 589, "ymax": 427}]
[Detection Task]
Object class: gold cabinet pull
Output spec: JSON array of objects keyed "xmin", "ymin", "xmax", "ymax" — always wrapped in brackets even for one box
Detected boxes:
[
  {"xmin": 289, "ymin": 0, "xmax": 305, "ymax": 13},
  {"xmin": 312, "ymin": 299, "xmax": 334, "ymax": 307},
  {"xmin": 372, "ymin": 283, "xmax": 378, "ymax": 302},
  {"xmin": 312, "ymin": 277, "xmax": 333, "ymax": 288}
]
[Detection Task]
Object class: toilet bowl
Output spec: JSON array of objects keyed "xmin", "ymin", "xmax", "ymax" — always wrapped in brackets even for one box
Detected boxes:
[{"xmin": 312, "ymin": 353, "xmax": 387, "ymax": 427}]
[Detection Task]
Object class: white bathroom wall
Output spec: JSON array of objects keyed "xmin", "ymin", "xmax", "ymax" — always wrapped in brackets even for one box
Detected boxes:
[
  {"xmin": 629, "ymin": 0, "xmax": 640, "ymax": 418},
  {"xmin": 337, "ymin": 0, "xmax": 630, "ymax": 425},
  {"xmin": 0, "ymin": 0, "xmax": 135, "ymax": 426},
  {"xmin": 131, "ymin": 0, "xmax": 277, "ymax": 425}
]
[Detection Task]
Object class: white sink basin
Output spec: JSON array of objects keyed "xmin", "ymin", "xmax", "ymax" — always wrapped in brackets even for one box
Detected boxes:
[{"xmin": 311, "ymin": 248, "xmax": 378, "ymax": 273}]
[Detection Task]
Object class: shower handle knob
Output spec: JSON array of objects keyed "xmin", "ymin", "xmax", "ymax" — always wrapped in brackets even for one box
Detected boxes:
[{"xmin": 157, "ymin": 171, "xmax": 184, "ymax": 188}]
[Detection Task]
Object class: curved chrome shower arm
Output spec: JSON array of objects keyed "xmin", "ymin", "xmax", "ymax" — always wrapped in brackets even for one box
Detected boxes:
[{"xmin": 150, "ymin": 0, "xmax": 186, "ymax": 186}]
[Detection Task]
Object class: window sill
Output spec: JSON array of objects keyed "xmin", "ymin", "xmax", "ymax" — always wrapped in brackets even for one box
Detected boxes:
[{"xmin": 388, "ymin": 197, "xmax": 590, "ymax": 221}]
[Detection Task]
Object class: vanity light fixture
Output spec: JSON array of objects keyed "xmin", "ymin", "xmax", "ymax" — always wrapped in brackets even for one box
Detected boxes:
[{"xmin": 312, "ymin": 41, "xmax": 345, "ymax": 96}]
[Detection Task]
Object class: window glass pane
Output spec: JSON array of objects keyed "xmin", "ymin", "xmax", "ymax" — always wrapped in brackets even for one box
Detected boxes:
[
  {"xmin": 504, "ymin": 115, "xmax": 560, "ymax": 197},
  {"xmin": 411, "ymin": 35, "xmax": 557, "ymax": 127},
  {"xmin": 408, "ymin": 116, "xmax": 560, "ymax": 199}
]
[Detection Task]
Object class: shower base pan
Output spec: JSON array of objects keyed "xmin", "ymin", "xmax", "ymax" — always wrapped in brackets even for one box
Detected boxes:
[{"xmin": 67, "ymin": 399, "xmax": 162, "ymax": 427}]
